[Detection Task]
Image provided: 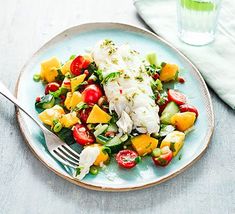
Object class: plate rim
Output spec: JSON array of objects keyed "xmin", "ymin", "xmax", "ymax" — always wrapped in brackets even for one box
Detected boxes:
[{"xmin": 15, "ymin": 22, "xmax": 214, "ymax": 192}]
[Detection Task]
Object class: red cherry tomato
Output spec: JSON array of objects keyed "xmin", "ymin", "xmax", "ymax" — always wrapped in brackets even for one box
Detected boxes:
[
  {"xmin": 70, "ymin": 56, "xmax": 90, "ymax": 76},
  {"xmin": 180, "ymin": 104, "xmax": 199, "ymax": 117},
  {"xmin": 168, "ymin": 89, "xmax": 186, "ymax": 105},
  {"xmin": 45, "ymin": 82, "xmax": 60, "ymax": 95},
  {"xmin": 73, "ymin": 124, "xmax": 95, "ymax": 146},
  {"xmin": 79, "ymin": 108, "xmax": 92, "ymax": 123},
  {"xmin": 152, "ymin": 146, "xmax": 173, "ymax": 167},
  {"xmin": 82, "ymin": 84, "xmax": 103, "ymax": 105},
  {"xmin": 116, "ymin": 150, "xmax": 138, "ymax": 169}
]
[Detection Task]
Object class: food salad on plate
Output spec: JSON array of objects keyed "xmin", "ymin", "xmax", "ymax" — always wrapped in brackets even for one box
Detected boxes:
[{"xmin": 34, "ymin": 39, "xmax": 198, "ymax": 180}]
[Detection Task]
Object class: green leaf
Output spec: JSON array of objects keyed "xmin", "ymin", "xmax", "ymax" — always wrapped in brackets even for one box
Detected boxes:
[
  {"xmin": 75, "ymin": 166, "xmax": 84, "ymax": 176},
  {"xmin": 135, "ymin": 156, "xmax": 142, "ymax": 164},
  {"xmin": 55, "ymin": 68, "xmax": 65, "ymax": 82},
  {"xmin": 87, "ymin": 62, "xmax": 98, "ymax": 74},
  {"xmin": 102, "ymin": 72, "xmax": 121, "ymax": 84},
  {"xmin": 170, "ymin": 142, "xmax": 176, "ymax": 152},
  {"xmin": 69, "ymin": 54, "xmax": 76, "ymax": 60}
]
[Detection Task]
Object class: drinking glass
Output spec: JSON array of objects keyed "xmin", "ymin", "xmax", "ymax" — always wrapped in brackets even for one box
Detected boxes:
[{"xmin": 177, "ymin": 0, "xmax": 222, "ymax": 46}]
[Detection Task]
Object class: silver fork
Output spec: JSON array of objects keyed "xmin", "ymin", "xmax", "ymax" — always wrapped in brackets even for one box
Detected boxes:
[{"xmin": 0, "ymin": 82, "xmax": 80, "ymax": 168}]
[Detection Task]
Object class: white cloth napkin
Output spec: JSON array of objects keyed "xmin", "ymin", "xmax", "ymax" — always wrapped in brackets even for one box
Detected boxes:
[{"xmin": 134, "ymin": 0, "xmax": 235, "ymax": 109}]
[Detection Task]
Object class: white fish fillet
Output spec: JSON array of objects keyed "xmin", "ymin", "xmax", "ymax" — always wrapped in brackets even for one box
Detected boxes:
[
  {"xmin": 92, "ymin": 40, "xmax": 160, "ymax": 134},
  {"xmin": 74, "ymin": 146, "xmax": 100, "ymax": 180}
]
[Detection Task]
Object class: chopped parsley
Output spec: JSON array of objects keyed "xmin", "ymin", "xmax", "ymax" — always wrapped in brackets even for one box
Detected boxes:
[
  {"xmin": 135, "ymin": 76, "xmax": 144, "ymax": 82},
  {"xmin": 123, "ymin": 74, "xmax": 130, "ymax": 79}
]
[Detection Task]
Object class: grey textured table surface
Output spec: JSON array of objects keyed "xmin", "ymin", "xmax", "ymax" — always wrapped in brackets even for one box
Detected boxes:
[{"xmin": 0, "ymin": 0, "xmax": 234, "ymax": 213}]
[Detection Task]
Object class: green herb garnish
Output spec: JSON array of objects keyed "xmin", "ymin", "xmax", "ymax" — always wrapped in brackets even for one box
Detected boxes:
[
  {"xmin": 102, "ymin": 72, "xmax": 121, "ymax": 84},
  {"xmin": 69, "ymin": 54, "xmax": 76, "ymax": 60}
]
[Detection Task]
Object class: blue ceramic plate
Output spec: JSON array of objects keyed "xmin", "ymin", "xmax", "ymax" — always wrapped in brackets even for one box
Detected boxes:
[{"xmin": 16, "ymin": 23, "xmax": 214, "ymax": 191}]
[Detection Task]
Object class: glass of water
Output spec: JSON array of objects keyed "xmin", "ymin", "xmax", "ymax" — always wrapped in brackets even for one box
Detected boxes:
[{"xmin": 177, "ymin": 0, "xmax": 222, "ymax": 46}]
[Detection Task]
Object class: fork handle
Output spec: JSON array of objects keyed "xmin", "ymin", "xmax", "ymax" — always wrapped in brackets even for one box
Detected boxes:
[{"xmin": 0, "ymin": 81, "xmax": 45, "ymax": 131}]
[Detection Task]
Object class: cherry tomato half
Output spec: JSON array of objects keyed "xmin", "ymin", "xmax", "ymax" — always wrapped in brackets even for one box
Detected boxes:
[
  {"xmin": 73, "ymin": 124, "xmax": 95, "ymax": 146},
  {"xmin": 79, "ymin": 108, "xmax": 92, "ymax": 123},
  {"xmin": 70, "ymin": 55, "xmax": 90, "ymax": 76},
  {"xmin": 152, "ymin": 146, "xmax": 173, "ymax": 167},
  {"xmin": 82, "ymin": 84, "xmax": 103, "ymax": 105},
  {"xmin": 45, "ymin": 82, "xmax": 60, "ymax": 95},
  {"xmin": 116, "ymin": 150, "xmax": 138, "ymax": 169},
  {"xmin": 180, "ymin": 104, "xmax": 199, "ymax": 117},
  {"xmin": 168, "ymin": 89, "xmax": 186, "ymax": 105}
]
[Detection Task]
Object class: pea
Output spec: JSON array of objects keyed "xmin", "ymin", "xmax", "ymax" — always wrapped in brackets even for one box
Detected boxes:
[
  {"xmin": 53, "ymin": 122, "xmax": 62, "ymax": 133},
  {"xmin": 33, "ymin": 74, "xmax": 41, "ymax": 82},
  {"xmin": 89, "ymin": 166, "xmax": 99, "ymax": 175}
]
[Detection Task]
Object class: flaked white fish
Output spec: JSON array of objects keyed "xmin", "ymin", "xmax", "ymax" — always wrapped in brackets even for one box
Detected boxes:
[{"xmin": 92, "ymin": 39, "xmax": 160, "ymax": 134}]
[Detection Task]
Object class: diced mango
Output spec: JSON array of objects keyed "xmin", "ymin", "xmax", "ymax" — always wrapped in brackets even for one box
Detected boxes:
[
  {"xmin": 61, "ymin": 60, "xmax": 72, "ymax": 75},
  {"xmin": 160, "ymin": 131, "xmax": 185, "ymax": 156},
  {"xmin": 59, "ymin": 112, "xmax": 80, "ymax": 128},
  {"xmin": 61, "ymin": 77, "xmax": 71, "ymax": 91},
  {"xmin": 64, "ymin": 91, "xmax": 83, "ymax": 110},
  {"xmin": 71, "ymin": 74, "xmax": 86, "ymax": 93},
  {"xmin": 160, "ymin": 63, "xmax": 178, "ymax": 82},
  {"xmin": 86, "ymin": 105, "xmax": 111, "ymax": 124},
  {"xmin": 171, "ymin": 112, "xmax": 196, "ymax": 132},
  {"xmin": 40, "ymin": 57, "xmax": 60, "ymax": 83},
  {"xmin": 87, "ymin": 144, "xmax": 109, "ymax": 166},
  {"xmin": 38, "ymin": 105, "xmax": 65, "ymax": 126},
  {"xmin": 131, "ymin": 134, "xmax": 158, "ymax": 156}
]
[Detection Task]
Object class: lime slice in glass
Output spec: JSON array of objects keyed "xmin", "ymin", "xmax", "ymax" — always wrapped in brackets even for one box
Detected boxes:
[{"xmin": 181, "ymin": 0, "xmax": 215, "ymax": 11}]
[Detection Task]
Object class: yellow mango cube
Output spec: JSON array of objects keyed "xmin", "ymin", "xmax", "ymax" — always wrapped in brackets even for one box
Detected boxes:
[
  {"xmin": 40, "ymin": 57, "xmax": 60, "ymax": 82},
  {"xmin": 59, "ymin": 112, "xmax": 80, "ymax": 128},
  {"xmin": 87, "ymin": 144, "xmax": 109, "ymax": 166},
  {"xmin": 86, "ymin": 104, "xmax": 111, "ymax": 124},
  {"xmin": 131, "ymin": 134, "xmax": 158, "ymax": 156},
  {"xmin": 160, "ymin": 131, "xmax": 185, "ymax": 156},
  {"xmin": 71, "ymin": 74, "xmax": 86, "ymax": 93},
  {"xmin": 171, "ymin": 112, "xmax": 196, "ymax": 132},
  {"xmin": 38, "ymin": 105, "xmax": 65, "ymax": 126},
  {"xmin": 61, "ymin": 60, "xmax": 72, "ymax": 75},
  {"xmin": 64, "ymin": 91, "xmax": 82, "ymax": 110},
  {"xmin": 160, "ymin": 63, "xmax": 178, "ymax": 82}
]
